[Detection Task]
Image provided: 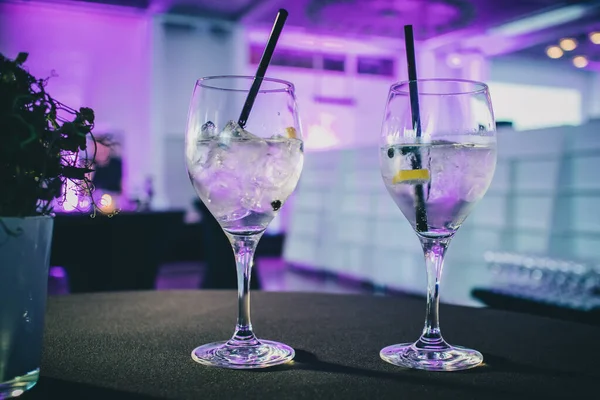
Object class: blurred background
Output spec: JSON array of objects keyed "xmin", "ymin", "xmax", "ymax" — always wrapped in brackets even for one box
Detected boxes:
[{"xmin": 1, "ymin": 0, "xmax": 599, "ymax": 322}]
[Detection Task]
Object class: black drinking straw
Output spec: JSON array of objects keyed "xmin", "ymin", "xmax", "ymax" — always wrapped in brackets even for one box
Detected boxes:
[
  {"xmin": 238, "ymin": 9, "xmax": 289, "ymax": 128},
  {"xmin": 404, "ymin": 25, "xmax": 428, "ymax": 233}
]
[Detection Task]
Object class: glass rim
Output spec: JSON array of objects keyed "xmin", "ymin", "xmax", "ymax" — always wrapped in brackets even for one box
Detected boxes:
[
  {"xmin": 196, "ymin": 75, "xmax": 295, "ymax": 93},
  {"xmin": 390, "ymin": 78, "xmax": 489, "ymax": 96}
]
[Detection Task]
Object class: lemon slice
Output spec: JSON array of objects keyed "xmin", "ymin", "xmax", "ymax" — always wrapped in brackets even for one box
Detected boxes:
[
  {"xmin": 392, "ymin": 169, "xmax": 430, "ymax": 184},
  {"xmin": 285, "ymin": 127, "xmax": 297, "ymax": 139}
]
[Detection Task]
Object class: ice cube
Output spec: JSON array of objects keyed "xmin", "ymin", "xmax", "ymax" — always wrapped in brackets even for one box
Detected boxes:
[
  {"xmin": 462, "ymin": 145, "xmax": 496, "ymax": 202},
  {"xmin": 218, "ymin": 120, "xmax": 266, "ymax": 147},
  {"xmin": 240, "ymin": 185, "xmax": 281, "ymax": 215},
  {"xmin": 195, "ymin": 170, "xmax": 244, "ymax": 220},
  {"xmin": 270, "ymin": 134, "xmax": 286, "ymax": 141},
  {"xmin": 237, "ymin": 127, "xmax": 260, "ymax": 140},
  {"xmin": 243, "ymin": 176, "xmax": 301, "ymax": 214},
  {"xmin": 240, "ymin": 186, "xmax": 265, "ymax": 213},
  {"xmin": 241, "ymin": 136, "xmax": 269, "ymax": 161},
  {"xmin": 187, "ymin": 140, "xmax": 227, "ymax": 176},
  {"xmin": 253, "ymin": 139, "xmax": 302, "ymax": 188},
  {"xmin": 218, "ymin": 121, "xmax": 243, "ymax": 147},
  {"xmin": 200, "ymin": 121, "xmax": 217, "ymax": 139},
  {"xmin": 189, "ymin": 140, "xmax": 212, "ymax": 167},
  {"xmin": 204, "ymin": 144, "xmax": 227, "ymax": 170},
  {"xmin": 211, "ymin": 137, "xmax": 268, "ymax": 175},
  {"xmin": 187, "ymin": 122, "xmax": 218, "ymax": 167}
]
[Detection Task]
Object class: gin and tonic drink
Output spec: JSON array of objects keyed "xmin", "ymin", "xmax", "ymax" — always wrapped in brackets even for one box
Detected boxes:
[
  {"xmin": 185, "ymin": 76, "xmax": 303, "ymax": 369},
  {"xmin": 381, "ymin": 140, "xmax": 496, "ymax": 237},
  {"xmin": 379, "ymin": 79, "xmax": 497, "ymax": 371},
  {"xmin": 188, "ymin": 121, "xmax": 303, "ymax": 235}
]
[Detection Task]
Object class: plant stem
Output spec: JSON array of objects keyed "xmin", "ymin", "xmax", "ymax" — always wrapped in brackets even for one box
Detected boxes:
[{"xmin": 226, "ymin": 233, "xmax": 261, "ymax": 346}]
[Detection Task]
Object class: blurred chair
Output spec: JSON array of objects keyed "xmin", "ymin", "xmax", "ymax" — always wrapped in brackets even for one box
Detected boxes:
[{"xmin": 51, "ymin": 211, "xmax": 185, "ymax": 293}]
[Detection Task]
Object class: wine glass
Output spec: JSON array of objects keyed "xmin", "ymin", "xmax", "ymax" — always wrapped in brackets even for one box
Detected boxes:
[
  {"xmin": 379, "ymin": 79, "xmax": 497, "ymax": 371},
  {"xmin": 185, "ymin": 76, "xmax": 303, "ymax": 369}
]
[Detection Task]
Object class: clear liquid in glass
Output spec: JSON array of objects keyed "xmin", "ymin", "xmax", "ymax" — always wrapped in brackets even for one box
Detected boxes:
[
  {"xmin": 381, "ymin": 140, "xmax": 496, "ymax": 238},
  {"xmin": 188, "ymin": 127, "xmax": 303, "ymax": 235}
]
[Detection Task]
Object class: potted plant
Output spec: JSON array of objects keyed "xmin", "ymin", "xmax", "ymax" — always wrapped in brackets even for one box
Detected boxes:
[{"xmin": 0, "ymin": 52, "xmax": 98, "ymax": 398}]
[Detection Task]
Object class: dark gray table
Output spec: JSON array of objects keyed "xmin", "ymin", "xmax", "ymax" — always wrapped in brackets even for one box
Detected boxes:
[{"xmin": 27, "ymin": 291, "xmax": 600, "ymax": 399}]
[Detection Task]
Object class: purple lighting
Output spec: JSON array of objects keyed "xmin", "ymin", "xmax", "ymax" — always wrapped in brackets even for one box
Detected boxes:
[
  {"xmin": 446, "ymin": 53, "xmax": 462, "ymax": 68},
  {"xmin": 49, "ymin": 266, "xmax": 66, "ymax": 279},
  {"xmin": 305, "ymin": 112, "xmax": 341, "ymax": 150},
  {"xmin": 0, "ymin": 0, "xmax": 153, "ymax": 200}
]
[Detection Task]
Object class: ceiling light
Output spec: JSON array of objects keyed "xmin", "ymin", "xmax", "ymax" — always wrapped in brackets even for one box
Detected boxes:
[
  {"xmin": 590, "ymin": 32, "xmax": 600, "ymax": 45},
  {"xmin": 446, "ymin": 53, "xmax": 463, "ymax": 68},
  {"xmin": 559, "ymin": 38, "xmax": 578, "ymax": 51},
  {"xmin": 573, "ymin": 55, "xmax": 588, "ymax": 68},
  {"xmin": 546, "ymin": 45, "xmax": 563, "ymax": 59}
]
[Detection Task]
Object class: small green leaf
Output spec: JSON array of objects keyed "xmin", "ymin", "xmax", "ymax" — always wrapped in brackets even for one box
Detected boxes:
[
  {"xmin": 15, "ymin": 52, "xmax": 28, "ymax": 65},
  {"xmin": 79, "ymin": 107, "xmax": 95, "ymax": 124},
  {"xmin": 62, "ymin": 166, "xmax": 94, "ymax": 180},
  {"xmin": 58, "ymin": 138, "xmax": 80, "ymax": 152}
]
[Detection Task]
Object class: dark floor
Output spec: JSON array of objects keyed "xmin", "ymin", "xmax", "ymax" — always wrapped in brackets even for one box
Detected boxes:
[{"xmin": 47, "ymin": 258, "xmax": 379, "ymax": 296}]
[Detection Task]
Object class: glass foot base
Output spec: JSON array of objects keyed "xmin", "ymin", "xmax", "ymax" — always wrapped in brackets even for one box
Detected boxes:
[
  {"xmin": 192, "ymin": 340, "xmax": 295, "ymax": 369},
  {"xmin": 0, "ymin": 369, "xmax": 40, "ymax": 398},
  {"xmin": 380, "ymin": 343, "xmax": 483, "ymax": 371}
]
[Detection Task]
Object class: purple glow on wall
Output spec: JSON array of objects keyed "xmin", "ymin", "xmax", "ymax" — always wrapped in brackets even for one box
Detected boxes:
[
  {"xmin": 247, "ymin": 28, "xmax": 401, "ymax": 55},
  {"xmin": 245, "ymin": 27, "xmax": 401, "ymax": 152},
  {"xmin": 305, "ymin": 112, "xmax": 341, "ymax": 150},
  {"xmin": 49, "ymin": 266, "xmax": 66, "ymax": 279},
  {"xmin": 61, "ymin": 154, "xmax": 79, "ymax": 212},
  {"xmin": 0, "ymin": 1, "xmax": 153, "ymax": 199},
  {"xmin": 446, "ymin": 53, "xmax": 463, "ymax": 68}
]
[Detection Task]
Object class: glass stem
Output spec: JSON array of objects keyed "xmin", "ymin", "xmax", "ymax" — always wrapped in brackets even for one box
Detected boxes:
[
  {"xmin": 415, "ymin": 235, "xmax": 452, "ymax": 349},
  {"xmin": 226, "ymin": 233, "xmax": 261, "ymax": 346}
]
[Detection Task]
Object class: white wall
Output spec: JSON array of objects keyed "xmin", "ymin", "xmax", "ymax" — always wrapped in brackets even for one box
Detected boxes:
[
  {"xmin": 160, "ymin": 17, "xmax": 239, "ymax": 135},
  {"xmin": 245, "ymin": 29, "xmax": 402, "ymax": 150},
  {"xmin": 0, "ymin": 1, "xmax": 152, "ymax": 199},
  {"xmin": 284, "ymin": 121, "xmax": 600, "ymax": 306},
  {"xmin": 489, "ymin": 55, "xmax": 596, "ymax": 122},
  {"xmin": 155, "ymin": 15, "xmax": 244, "ymax": 211},
  {"xmin": 488, "ymin": 82, "xmax": 583, "ymax": 130},
  {"xmin": 589, "ymin": 72, "xmax": 600, "ymax": 119}
]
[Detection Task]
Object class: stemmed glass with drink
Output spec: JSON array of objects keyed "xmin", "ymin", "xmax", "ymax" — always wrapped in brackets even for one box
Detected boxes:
[
  {"xmin": 378, "ymin": 27, "xmax": 497, "ymax": 372},
  {"xmin": 185, "ymin": 75, "xmax": 303, "ymax": 369},
  {"xmin": 378, "ymin": 78, "xmax": 497, "ymax": 371},
  {"xmin": 378, "ymin": 78, "xmax": 497, "ymax": 370},
  {"xmin": 185, "ymin": 10, "xmax": 304, "ymax": 369},
  {"xmin": 379, "ymin": 25, "xmax": 496, "ymax": 371}
]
